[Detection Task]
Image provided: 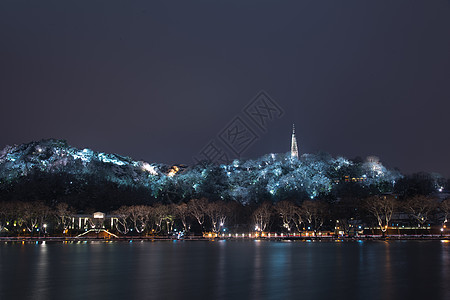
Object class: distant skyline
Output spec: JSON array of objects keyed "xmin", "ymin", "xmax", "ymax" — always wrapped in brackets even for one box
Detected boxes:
[{"xmin": 1, "ymin": 1, "xmax": 450, "ymax": 176}]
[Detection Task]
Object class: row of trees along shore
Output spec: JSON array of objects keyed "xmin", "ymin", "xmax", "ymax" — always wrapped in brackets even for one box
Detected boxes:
[{"xmin": 0, "ymin": 196, "xmax": 449, "ymax": 237}]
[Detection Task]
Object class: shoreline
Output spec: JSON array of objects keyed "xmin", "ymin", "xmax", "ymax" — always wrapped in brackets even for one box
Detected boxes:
[{"xmin": 1, "ymin": 235, "xmax": 449, "ymax": 242}]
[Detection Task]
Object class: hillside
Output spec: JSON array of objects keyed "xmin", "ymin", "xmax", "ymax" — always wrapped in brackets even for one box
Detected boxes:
[{"xmin": 0, "ymin": 139, "xmax": 442, "ymax": 211}]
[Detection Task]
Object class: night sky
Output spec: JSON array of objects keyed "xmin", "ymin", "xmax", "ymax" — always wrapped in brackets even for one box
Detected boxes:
[{"xmin": 1, "ymin": 1, "xmax": 449, "ymax": 176}]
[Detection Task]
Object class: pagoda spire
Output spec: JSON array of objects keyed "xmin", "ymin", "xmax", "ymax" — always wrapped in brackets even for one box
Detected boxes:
[{"xmin": 291, "ymin": 124, "xmax": 299, "ymax": 159}]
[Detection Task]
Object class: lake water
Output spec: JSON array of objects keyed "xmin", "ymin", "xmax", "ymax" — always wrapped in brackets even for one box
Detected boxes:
[{"xmin": 1, "ymin": 240, "xmax": 449, "ymax": 300}]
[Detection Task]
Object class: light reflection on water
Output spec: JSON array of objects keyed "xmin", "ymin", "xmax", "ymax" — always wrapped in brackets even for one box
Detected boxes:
[{"xmin": 0, "ymin": 240, "xmax": 449, "ymax": 300}]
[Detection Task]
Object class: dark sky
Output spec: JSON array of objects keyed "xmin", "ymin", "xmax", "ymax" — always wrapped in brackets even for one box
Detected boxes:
[{"xmin": 1, "ymin": 0, "xmax": 449, "ymax": 176}]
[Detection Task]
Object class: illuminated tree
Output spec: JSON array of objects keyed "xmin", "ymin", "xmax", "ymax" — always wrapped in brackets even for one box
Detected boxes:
[
  {"xmin": 54, "ymin": 202, "xmax": 75, "ymax": 234},
  {"xmin": 112, "ymin": 206, "xmax": 131, "ymax": 234},
  {"xmin": 366, "ymin": 195, "xmax": 396, "ymax": 236},
  {"xmin": 163, "ymin": 204, "xmax": 176, "ymax": 234},
  {"xmin": 0, "ymin": 202, "xmax": 8, "ymax": 232},
  {"xmin": 128, "ymin": 205, "xmax": 151, "ymax": 234},
  {"xmin": 252, "ymin": 202, "xmax": 273, "ymax": 232},
  {"xmin": 205, "ymin": 201, "xmax": 230, "ymax": 233},
  {"xmin": 0, "ymin": 202, "xmax": 18, "ymax": 233},
  {"xmin": 20, "ymin": 202, "xmax": 50, "ymax": 234},
  {"xmin": 293, "ymin": 206, "xmax": 304, "ymax": 232},
  {"xmin": 404, "ymin": 196, "xmax": 437, "ymax": 227},
  {"xmin": 301, "ymin": 200, "xmax": 327, "ymax": 233},
  {"xmin": 274, "ymin": 201, "xmax": 297, "ymax": 232},
  {"xmin": 174, "ymin": 202, "xmax": 191, "ymax": 232},
  {"xmin": 441, "ymin": 199, "xmax": 450, "ymax": 224},
  {"xmin": 151, "ymin": 203, "xmax": 173, "ymax": 233},
  {"xmin": 188, "ymin": 198, "xmax": 208, "ymax": 231}
]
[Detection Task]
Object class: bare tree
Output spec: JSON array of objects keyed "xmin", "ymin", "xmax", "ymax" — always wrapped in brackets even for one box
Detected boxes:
[
  {"xmin": 252, "ymin": 202, "xmax": 272, "ymax": 232},
  {"xmin": 21, "ymin": 202, "xmax": 50, "ymax": 234},
  {"xmin": 112, "ymin": 206, "xmax": 131, "ymax": 234},
  {"xmin": 0, "ymin": 202, "xmax": 7, "ymax": 232},
  {"xmin": 174, "ymin": 202, "xmax": 191, "ymax": 232},
  {"xmin": 188, "ymin": 198, "xmax": 208, "ymax": 231},
  {"xmin": 440, "ymin": 198, "xmax": 450, "ymax": 224},
  {"xmin": 152, "ymin": 203, "xmax": 170, "ymax": 233},
  {"xmin": 54, "ymin": 203, "xmax": 75, "ymax": 234},
  {"xmin": 163, "ymin": 204, "xmax": 176, "ymax": 234},
  {"xmin": 128, "ymin": 205, "xmax": 151, "ymax": 234},
  {"xmin": 0, "ymin": 202, "xmax": 16, "ymax": 233},
  {"xmin": 293, "ymin": 206, "xmax": 304, "ymax": 232},
  {"xmin": 366, "ymin": 195, "xmax": 396, "ymax": 236},
  {"xmin": 205, "ymin": 201, "xmax": 230, "ymax": 233},
  {"xmin": 301, "ymin": 200, "xmax": 327, "ymax": 233},
  {"xmin": 404, "ymin": 196, "xmax": 437, "ymax": 227},
  {"xmin": 37, "ymin": 202, "xmax": 51, "ymax": 233},
  {"xmin": 275, "ymin": 201, "xmax": 297, "ymax": 232},
  {"xmin": 8, "ymin": 202, "xmax": 24, "ymax": 232}
]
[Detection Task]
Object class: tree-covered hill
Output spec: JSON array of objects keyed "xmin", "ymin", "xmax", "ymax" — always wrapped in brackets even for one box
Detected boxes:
[{"xmin": 0, "ymin": 139, "xmax": 446, "ymax": 212}]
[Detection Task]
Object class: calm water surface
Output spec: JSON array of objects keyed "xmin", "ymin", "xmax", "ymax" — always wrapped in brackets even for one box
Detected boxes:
[{"xmin": 1, "ymin": 240, "xmax": 449, "ymax": 300}]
